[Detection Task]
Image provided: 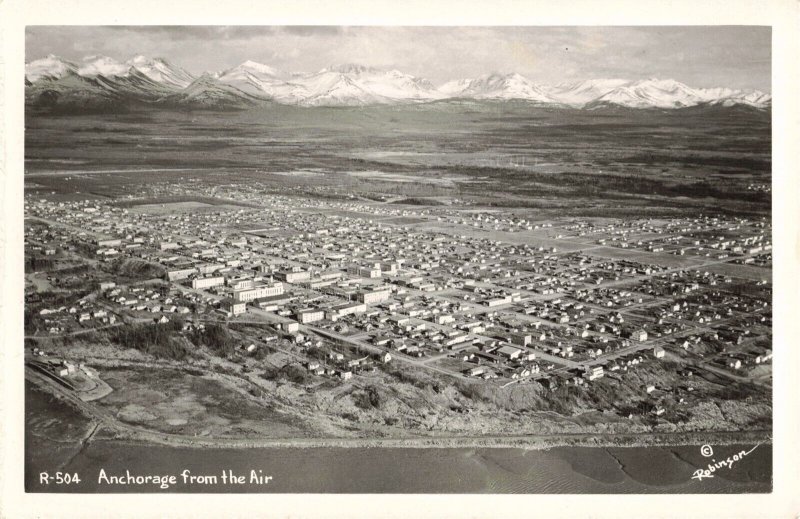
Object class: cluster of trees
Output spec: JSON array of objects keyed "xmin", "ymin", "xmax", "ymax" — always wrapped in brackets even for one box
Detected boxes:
[
  {"xmin": 108, "ymin": 258, "xmax": 166, "ymax": 281},
  {"xmin": 25, "ymin": 257, "xmax": 56, "ymax": 272},
  {"xmin": 111, "ymin": 321, "xmax": 190, "ymax": 360},
  {"xmin": 189, "ymin": 323, "xmax": 235, "ymax": 357},
  {"xmin": 447, "ymin": 165, "xmax": 768, "ymax": 204},
  {"xmin": 388, "ymin": 365, "xmax": 440, "ymax": 392},
  {"xmin": 353, "ymin": 386, "xmax": 383, "ymax": 410},
  {"xmin": 262, "ymin": 363, "xmax": 310, "ymax": 385}
]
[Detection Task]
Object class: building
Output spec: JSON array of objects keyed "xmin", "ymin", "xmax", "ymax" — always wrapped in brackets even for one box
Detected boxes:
[
  {"xmin": 509, "ymin": 332, "xmax": 532, "ymax": 346},
  {"xmin": 198, "ymin": 263, "xmax": 225, "ymax": 275},
  {"xmin": 192, "ymin": 276, "xmax": 225, "ymax": 289},
  {"xmin": 347, "ymin": 263, "xmax": 382, "ymax": 279},
  {"xmin": 584, "ymin": 366, "xmax": 604, "ymax": 381},
  {"xmin": 653, "ymin": 346, "xmax": 666, "ymax": 358},
  {"xmin": 275, "ymin": 269, "xmax": 311, "ymax": 283},
  {"xmin": 357, "ymin": 287, "xmax": 391, "ymax": 305},
  {"xmin": 443, "ymin": 334, "xmax": 470, "ymax": 348},
  {"xmin": 326, "ymin": 302, "xmax": 367, "ymax": 321},
  {"xmin": 233, "ymin": 282, "xmax": 284, "ymax": 302},
  {"xmin": 496, "ymin": 345, "xmax": 523, "ymax": 360},
  {"xmin": 435, "ymin": 314, "xmax": 455, "ymax": 325},
  {"xmin": 296, "ymin": 308, "xmax": 325, "ymax": 324},
  {"xmin": 281, "ymin": 321, "xmax": 300, "ymax": 334},
  {"xmin": 301, "ymin": 278, "xmax": 337, "ymax": 289},
  {"xmin": 468, "ymin": 367, "xmax": 486, "ymax": 377},
  {"xmin": 221, "ymin": 299, "xmax": 247, "ymax": 316},
  {"xmin": 485, "ymin": 296, "xmax": 513, "ymax": 307},
  {"xmin": 254, "ymin": 293, "xmax": 295, "ymax": 309},
  {"xmin": 633, "ymin": 329, "xmax": 648, "ymax": 342},
  {"xmin": 380, "ymin": 262, "xmax": 399, "ymax": 274},
  {"xmin": 229, "ymin": 278, "xmax": 255, "ymax": 290}
]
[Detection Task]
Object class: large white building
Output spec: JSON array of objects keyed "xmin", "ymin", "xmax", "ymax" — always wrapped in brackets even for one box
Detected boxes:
[
  {"xmin": 192, "ymin": 276, "xmax": 225, "ymax": 289},
  {"xmin": 233, "ymin": 282, "xmax": 284, "ymax": 302},
  {"xmin": 357, "ymin": 287, "xmax": 391, "ymax": 305},
  {"xmin": 228, "ymin": 277, "xmax": 255, "ymax": 290},
  {"xmin": 296, "ymin": 308, "xmax": 325, "ymax": 324}
]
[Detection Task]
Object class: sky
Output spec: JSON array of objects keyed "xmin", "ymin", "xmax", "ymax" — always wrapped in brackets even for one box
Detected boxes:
[{"xmin": 26, "ymin": 26, "xmax": 771, "ymax": 91}]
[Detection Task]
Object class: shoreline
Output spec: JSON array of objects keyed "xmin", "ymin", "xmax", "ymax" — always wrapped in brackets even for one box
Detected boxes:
[
  {"xmin": 28, "ymin": 366, "xmax": 771, "ymax": 452},
  {"xmin": 103, "ymin": 428, "xmax": 772, "ymax": 451}
]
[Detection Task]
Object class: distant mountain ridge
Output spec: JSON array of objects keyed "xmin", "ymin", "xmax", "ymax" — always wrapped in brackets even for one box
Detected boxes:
[{"xmin": 25, "ymin": 54, "xmax": 772, "ymax": 111}]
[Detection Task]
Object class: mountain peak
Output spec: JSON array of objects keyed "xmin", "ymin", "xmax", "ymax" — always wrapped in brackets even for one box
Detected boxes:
[
  {"xmin": 440, "ymin": 72, "xmax": 560, "ymax": 104},
  {"xmin": 128, "ymin": 55, "xmax": 168, "ymax": 66},
  {"xmin": 24, "ymin": 54, "xmax": 772, "ymax": 110},
  {"xmin": 124, "ymin": 55, "xmax": 195, "ymax": 88},
  {"xmin": 635, "ymin": 77, "xmax": 684, "ymax": 87},
  {"xmin": 25, "ymin": 55, "xmax": 78, "ymax": 82},
  {"xmin": 233, "ymin": 60, "xmax": 280, "ymax": 76}
]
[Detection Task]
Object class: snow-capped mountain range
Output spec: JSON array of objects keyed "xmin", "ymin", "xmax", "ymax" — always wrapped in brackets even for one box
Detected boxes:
[{"xmin": 25, "ymin": 54, "xmax": 772, "ymax": 111}]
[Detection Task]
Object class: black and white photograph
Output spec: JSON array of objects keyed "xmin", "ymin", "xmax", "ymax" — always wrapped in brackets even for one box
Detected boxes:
[{"xmin": 2, "ymin": 0, "xmax": 799, "ymax": 517}]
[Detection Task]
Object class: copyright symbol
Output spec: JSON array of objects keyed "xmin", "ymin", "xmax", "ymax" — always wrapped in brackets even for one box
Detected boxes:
[{"xmin": 700, "ymin": 444, "xmax": 713, "ymax": 457}]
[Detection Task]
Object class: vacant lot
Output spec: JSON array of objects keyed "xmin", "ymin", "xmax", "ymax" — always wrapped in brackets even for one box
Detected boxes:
[{"xmin": 95, "ymin": 366, "xmax": 315, "ymax": 438}]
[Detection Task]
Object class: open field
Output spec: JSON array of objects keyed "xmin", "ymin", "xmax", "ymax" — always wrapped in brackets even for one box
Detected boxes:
[
  {"xmin": 96, "ymin": 366, "xmax": 314, "ymax": 438},
  {"xmin": 25, "ymin": 103, "xmax": 770, "ymax": 218}
]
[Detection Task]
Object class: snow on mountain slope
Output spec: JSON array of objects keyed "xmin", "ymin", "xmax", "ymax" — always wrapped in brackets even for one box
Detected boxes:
[
  {"xmin": 161, "ymin": 73, "xmax": 261, "ymax": 109},
  {"xmin": 33, "ymin": 54, "xmax": 194, "ymax": 89},
  {"xmin": 216, "ymin": 61, "xmax": 282, "ymax": 86},
  {"xmin": 126, "ymin": 55, "xmax": 195, "ymax": 88},
  {"xmin": 545, "ymin": 79, "xmax": 630, "ymax": 106},
  {"xmin": 587, "ymin": 78, "xmax": 708, "ymax": 108},
  {"xmin": 356, "ymin": 69, "xmax": 440, "ymax": 100},
  {"xmin": 25, "ymin": 72, "xmax": 129, "ymax": 113},
  {"xmin": 25, "ymin": 55, "xmax": 78, "ymax": 82},
  {"xmin": 584, "ymin": 78, "xmax": 772, "ymax": 110},
  {"xmin": 225, "ymin": 60, "xmax": 282, "ymax": 78},
  {"xmin": 696, "ymin": 88, "xmax": 772, "ymax": 108},
  {"xmin": 216, "ymin": 63, "xmax": 446, "ymax": 106},
  {"xmin": 732, "ymin": 90, "xmax": 771, "ymax": 107},
  {"xmin": 297, "ymin": 70, "xmax": 386, "ymax": 106},
  {"xmin": 438, "ymin": 73, "xmax": 562, "ymax": 104},
  {"xmin": 438, "ymin": 78, "xmax": 474, "ymax": 96},
  {"xmin": 24, "ymin": 54, "xmax": 772, "ymax": 111},
  {"xmin": 215, "ymin": 60, "xmax": 307, "ymax": 102},
  {"xmin": 91, "ymin": 68, "xmax": 178, "ymax": 99},
  {"xmin": 288, "ymin": 64, "xmax": 443, "ymax": 105}
]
